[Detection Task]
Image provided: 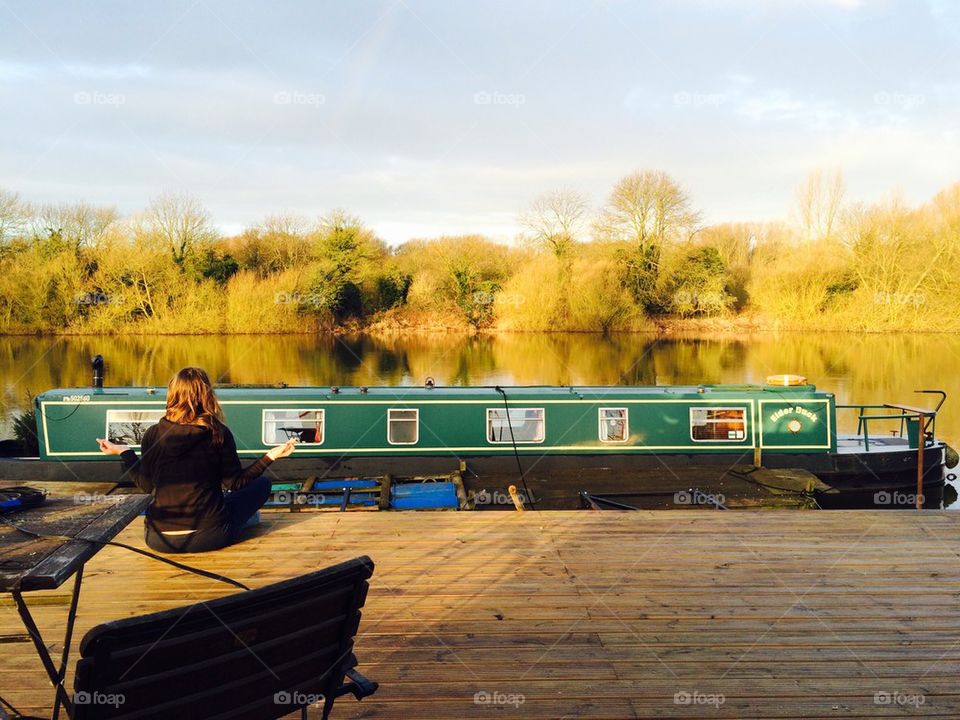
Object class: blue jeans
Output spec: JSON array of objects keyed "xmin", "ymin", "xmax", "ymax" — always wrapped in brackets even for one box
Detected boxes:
[{"xmin": 145, "ymin": 477, "xmax": 272, "ymax": 554}]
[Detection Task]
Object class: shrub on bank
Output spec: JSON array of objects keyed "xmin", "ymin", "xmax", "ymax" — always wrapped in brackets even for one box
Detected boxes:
[{"xmin": 1, "ymin": 177, "xmax": 959, "ymax": 334}]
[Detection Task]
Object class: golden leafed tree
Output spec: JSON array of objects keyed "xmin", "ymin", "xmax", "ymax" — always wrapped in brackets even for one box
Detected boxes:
[
  {"xmin": 147, "ymin": 192, "xmax": 217, "ymax": 266},
  {"xmin": 0, "ymin": 189, "xmax": 27, "ymax": 244},
  {"xmin": 518, "ymin": 189, "xmax": 589, "ymax": 260},
  {"xmin": 795, "ymin": 168, "xmax": 845, "ymax": 243},
  {"xmin": 30, "ymin": 202, "xmax": 119, "ymax": 250},
  {"xmin": 594, "ymin": 170, "xmax": 701, "ymax": 248}
]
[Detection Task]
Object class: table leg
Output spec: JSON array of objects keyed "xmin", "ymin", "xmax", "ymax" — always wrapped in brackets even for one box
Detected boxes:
[
  {"xmin": 12, "ymin": 568, "xmax": 82, "ymax": 720},
  {"xmin": 52, "ymin": 567, "xmax": 83, "ymax": 720}
]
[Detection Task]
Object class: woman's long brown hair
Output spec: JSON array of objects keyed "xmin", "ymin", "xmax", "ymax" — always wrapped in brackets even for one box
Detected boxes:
[{"xmin": 165, "ymin": 367, "xmax": 226, "ymax": 445}]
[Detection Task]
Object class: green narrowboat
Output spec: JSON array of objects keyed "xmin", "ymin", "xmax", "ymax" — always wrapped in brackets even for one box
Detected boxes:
[{"xmin": 20, "ymin": 370, "xmax": 950, "ymax": 509}]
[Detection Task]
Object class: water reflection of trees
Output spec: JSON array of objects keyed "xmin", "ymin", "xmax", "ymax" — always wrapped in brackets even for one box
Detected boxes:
[{"xmin": 1, "ymin": 332, "xmax": 958, "ymax": 444}]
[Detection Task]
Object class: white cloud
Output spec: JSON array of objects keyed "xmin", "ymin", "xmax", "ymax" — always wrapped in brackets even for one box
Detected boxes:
[
  {"xmin": 697, "ymin": 0, "xmax": 869, "ymax": 10},
  {"xmin": 0, "ymin": 1, "xmax": 955, "ymax": 244},
  {"xmin": 734, "ymin": 89, "xmax": 867, "ymax": 132},
  {"xmin": 818, "ymin": 0, "xmax": 867, "ymax": 7},
  {"xmin": 736, "ymin": 90, "xmax": 808, "ymax": 120},
  {"xmin": 0, "ymin": 61, "xmax": 38, "ymax": 80},
  {"xmin": 63, "ymin": 63, "xmax": 151, "ymax": 79}
]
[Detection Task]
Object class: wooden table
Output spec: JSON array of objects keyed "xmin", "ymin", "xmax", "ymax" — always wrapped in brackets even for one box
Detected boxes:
[{"xmin": 0, "ymin": 493, "xmax": 150, "ymax": 719}]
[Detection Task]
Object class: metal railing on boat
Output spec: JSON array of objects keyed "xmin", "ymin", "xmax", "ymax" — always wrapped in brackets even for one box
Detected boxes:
[
  {"xmin": 836, "ymin": 391, "xmax": 945, "ymax": 510},
  {"xmin": 836, "ymin": 390, "xmax": 944, "ymax": 452}
]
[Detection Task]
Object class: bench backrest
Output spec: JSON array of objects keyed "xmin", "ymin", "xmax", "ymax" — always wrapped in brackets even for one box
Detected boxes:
[{"xmin": 73, "ymin": 556, "xmax": 374, "ymax": 719}]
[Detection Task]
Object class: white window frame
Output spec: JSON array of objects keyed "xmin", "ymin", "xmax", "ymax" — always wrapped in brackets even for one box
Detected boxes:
[
  {"xmin": 105, "ymin": 409, "xmax": 165, "ymax": 447},
  {"xmin": 598, "ymin": 407, "xmax": 629, "ymax": 443},
  {"xmin": 387, "ymin": 408, "xmax": 419, "ymax": 445},
  {"xmin": 486, "ymin": 407, "xmax": 545, "ymax": 444},
  {"xmin": 261, "ymin": 408, "xmax": 325, "ymax": 446},
  {"xmin": 689, "ymin": 406, "xmax": 747, "ymax": 443}
]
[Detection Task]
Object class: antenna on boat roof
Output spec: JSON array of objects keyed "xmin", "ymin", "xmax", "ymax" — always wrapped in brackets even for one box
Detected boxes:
[{"xmin": 92, "ymin": 355, "xmax": 104, "ymax": 389}]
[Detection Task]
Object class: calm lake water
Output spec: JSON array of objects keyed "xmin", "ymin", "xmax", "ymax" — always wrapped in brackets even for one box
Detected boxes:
[
  {"xmin": 1, "ymin": 332, "xmax": 956, "ymax": 503},
  {"xmin": 0, "ymin": 331, "xmax": 954, "ymax": 439}
]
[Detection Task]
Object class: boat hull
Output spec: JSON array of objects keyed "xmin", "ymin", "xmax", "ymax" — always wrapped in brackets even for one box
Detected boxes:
[{"xmin": 0, "ymin": 440, "xmax": 945, "ymax": 509}]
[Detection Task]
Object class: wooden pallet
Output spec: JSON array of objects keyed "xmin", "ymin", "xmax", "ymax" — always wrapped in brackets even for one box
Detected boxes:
[{"xmin": 265, "ymin": 471, "xmax": 467, "ymax": 512}]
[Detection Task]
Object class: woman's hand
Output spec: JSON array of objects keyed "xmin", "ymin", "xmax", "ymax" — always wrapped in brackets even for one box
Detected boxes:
[
  {"xmin": 266, "ymin": 437, "xmax": 297, "ymax": 461},
  {"xmin": 97, "ymin": 438, "xmax": 129, "ymax": 456}
]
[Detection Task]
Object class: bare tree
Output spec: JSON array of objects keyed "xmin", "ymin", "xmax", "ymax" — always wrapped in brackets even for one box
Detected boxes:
[
  {"xmin": 31, "ymin": 202, "xmax": 119, "ymax": 250},
  {"xmin": 148, "ymin": 192, "xmax": 216, "ymax": 265},
  {"xmin": 0, "ymin": 189, "xmax": 26, "ymax": 244},
  {"xmin": 259, "ymin": 211, "xmax": 312, "ymax": 271},
  {"xmin": 594, "ymin": 170, "xmax": 701, "ymax": 247},
  {"xmin": 518, "ymin": 189, "xmax": 589, "ymax": 259},
  {"xmin": 261, "ymin": 212, "xmax": 308, "ymax": 243},
  {"xmin": 844, "ymin": 194, "xmax": 953, "ymax": 315},
  {"xmin": 795, "ymin": 168, "xmax": 845, "ymax": 243},
  {"xmin": 316, "ymin": 208, "xmax": 368, "ymax": 239},
  {"xmin": 930, "ymin": 181, "xmax": 960, "ymax": 237}
]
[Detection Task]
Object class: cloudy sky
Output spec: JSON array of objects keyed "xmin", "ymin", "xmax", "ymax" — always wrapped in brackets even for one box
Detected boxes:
[{"xmin": 1, "ymin": 0, "xmax": 958, "ymax": 244}]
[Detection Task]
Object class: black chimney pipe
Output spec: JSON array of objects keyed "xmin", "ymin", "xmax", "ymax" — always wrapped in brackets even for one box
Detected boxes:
[{"xmin": 92, "ymin": 355, "xmax": 104, "ymax": 388}]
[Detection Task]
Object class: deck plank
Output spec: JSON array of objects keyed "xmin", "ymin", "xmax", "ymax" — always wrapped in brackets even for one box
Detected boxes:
[{"xmin": 2, "ymin": 509, "xmax": 959, "ymax": 718}]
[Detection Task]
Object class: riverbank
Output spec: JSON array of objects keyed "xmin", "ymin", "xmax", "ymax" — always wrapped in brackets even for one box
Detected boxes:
[{"xmin": 0, "ymin": 309, "xmax": 955, "ymax": 337}]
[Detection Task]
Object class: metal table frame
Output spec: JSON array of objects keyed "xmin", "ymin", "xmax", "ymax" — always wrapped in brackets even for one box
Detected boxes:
[
  {"xmin": 1, "ymin": 494, "xmax": 151, "ymax": 720},
  {"xmin": 12, "ymin": 568, "xmax": 84, "ymax": 719}
]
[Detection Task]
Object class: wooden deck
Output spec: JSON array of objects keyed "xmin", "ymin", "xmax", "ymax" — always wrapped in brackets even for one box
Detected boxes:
[{"xmin": 3, "ymin": 508, "xmax": 960, "ymax": 718}]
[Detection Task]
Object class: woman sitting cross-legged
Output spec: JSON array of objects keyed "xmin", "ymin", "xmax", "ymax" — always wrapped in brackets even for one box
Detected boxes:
[{"xmin": 97, "ymin": 367, "xmax": 296, "ymax": 553}]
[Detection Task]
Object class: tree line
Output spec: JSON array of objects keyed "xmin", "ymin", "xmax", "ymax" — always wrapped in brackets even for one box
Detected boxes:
[{"xmin": 0, "ymin": 168, "xmax": 957, "ymax": 335}]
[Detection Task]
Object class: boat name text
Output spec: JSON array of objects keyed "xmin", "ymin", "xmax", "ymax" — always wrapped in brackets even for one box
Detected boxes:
[{"xmin": 769, "ymin": 406, "xmax": 818, "ymax": 423}]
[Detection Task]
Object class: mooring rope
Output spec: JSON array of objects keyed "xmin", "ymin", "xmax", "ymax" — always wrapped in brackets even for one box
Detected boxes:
[{"xmin": 493, "ymin": 386, "xmax": 537, "ymax": 510}]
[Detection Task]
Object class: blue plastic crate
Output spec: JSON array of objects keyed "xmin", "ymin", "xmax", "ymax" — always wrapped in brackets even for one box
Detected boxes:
[{"xmin": 390, "ymin": 482, "xmax": 459, "ymax": 510}]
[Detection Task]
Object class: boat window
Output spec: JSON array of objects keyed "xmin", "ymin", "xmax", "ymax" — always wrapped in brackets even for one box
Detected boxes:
[
  {"xmin": 599, "ymin": 407, "xmax": 629, "ymax": 442},
  {"xmin": 487, "ymin": 408, "xmax": 545, "ymax": 444},
  {"xmin": 388, "ymin": 409, "xmax": 419, "ymax": 445},
  {"xmin": 263, "ymin": 409, "xmax": 324, "ymax": 445},
  {"xmin": 105, "ymin": 409, "xmax": 165, "ymax": 446},
  {"xmin": 690, "ymin": 407, "xmax": 747, "ymax": 441}
]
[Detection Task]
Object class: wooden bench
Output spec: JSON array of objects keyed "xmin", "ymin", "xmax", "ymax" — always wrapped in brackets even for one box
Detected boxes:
[{"xmin": 72, "ymin": 556, "xmax": 377, "ymax": 720}]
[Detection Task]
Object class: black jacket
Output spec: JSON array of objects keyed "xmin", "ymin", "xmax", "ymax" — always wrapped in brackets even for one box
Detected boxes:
[{"xmin": 120, "ymin": 418, "xmax": 273, "ymax": 531}]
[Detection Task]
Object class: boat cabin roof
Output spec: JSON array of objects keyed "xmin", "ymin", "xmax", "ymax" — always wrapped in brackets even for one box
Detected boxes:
[{"xmin": 38, "ymin": 383, "xmax": 826, "ymax": 403}]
